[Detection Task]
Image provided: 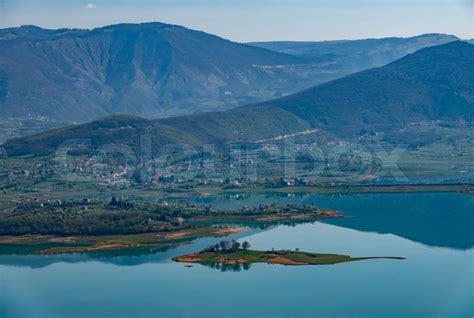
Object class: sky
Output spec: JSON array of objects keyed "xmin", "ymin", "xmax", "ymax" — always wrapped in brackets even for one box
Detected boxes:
[{"xmin": 0, "ymin": 0, "xmax": 472, "ymax": 42}]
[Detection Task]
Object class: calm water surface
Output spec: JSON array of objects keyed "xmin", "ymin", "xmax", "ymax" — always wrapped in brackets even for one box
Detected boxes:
[{"xmin": 0, "ymin": 192, "xmax": 472, "ymax": 318}]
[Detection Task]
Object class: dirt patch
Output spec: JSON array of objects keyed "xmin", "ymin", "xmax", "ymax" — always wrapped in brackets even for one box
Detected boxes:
[
  {"xmin": 163, "ymin": 227, "xmax": 244, "ymax": 240},
  {"xmin": 211, "ymin": 227, "xmax": 245, "ymax": 236},
  {"xmin": 217, "ymin": 257, "xmax": 233, "ymax": 264},
  {"xmin": 173, "ymin": 253, "xmax": 203, "ymax": 263},
  {"xmin": 266, "ymin": 256, "xmax": 307, "ymax": 266},
  {"xmin": 163, "ymin": 231, "xmax": 193, "ymax": 239}
]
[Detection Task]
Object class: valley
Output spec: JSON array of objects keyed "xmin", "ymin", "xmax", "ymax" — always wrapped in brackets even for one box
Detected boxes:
[{"xmin": 0, "ymin": 17, "xmax": 472, "ymax": 318}]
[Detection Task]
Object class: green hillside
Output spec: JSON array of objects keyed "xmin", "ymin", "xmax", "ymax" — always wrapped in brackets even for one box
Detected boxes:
[{"xmin": 261, "ymin": 41, "xmax": 474, "ymax": 135}]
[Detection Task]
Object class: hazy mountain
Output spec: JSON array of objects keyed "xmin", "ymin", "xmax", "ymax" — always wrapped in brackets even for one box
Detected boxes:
[
  {"xmin": 249, "ymin": 33, "xmax": 459, "ymax": 71},
  {"xmin": 4, "ymin": 41, "xmax": 473, "ymax": 156},
  {"xmin": 0, "ymin": 23, "xmax": 335, "ymax": 140}
]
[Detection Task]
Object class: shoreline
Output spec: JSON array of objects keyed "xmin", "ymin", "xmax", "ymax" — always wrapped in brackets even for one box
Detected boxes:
[{"xmin": 192, "ymin": 183, "xmax": 474, "ymax": 196}]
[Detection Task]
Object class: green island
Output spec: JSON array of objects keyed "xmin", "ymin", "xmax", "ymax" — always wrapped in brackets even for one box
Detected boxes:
[{"xmin": 173, "ymin": 240, "xmax": 404, "ymax": 267}]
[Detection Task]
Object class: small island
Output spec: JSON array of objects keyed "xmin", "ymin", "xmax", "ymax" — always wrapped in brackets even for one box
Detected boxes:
[{"xmin": 173, "ymin": 240, "xmax": 405, "ymax": 266}]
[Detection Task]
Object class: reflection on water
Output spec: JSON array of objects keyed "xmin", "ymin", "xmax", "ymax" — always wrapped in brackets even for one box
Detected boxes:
[
  {"xmin": 0, "ymin": 192, "xmax": 472, "ymax": 318},
  {"xmin": 0, "ymin": 228, "xmax": 263, "ymax": 268},
  {"xmin": 203, "ymin": 262, "xmax": 252, "ymax": 272},
  {"xmin": 187, "ymin": 191, "xmax": 474, "ymax": 250}
]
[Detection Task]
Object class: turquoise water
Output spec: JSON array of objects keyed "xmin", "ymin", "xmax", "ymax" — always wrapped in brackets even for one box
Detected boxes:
[{"xmin": 0, "ymin": 192, "xmax": 472, "ymax": 317}]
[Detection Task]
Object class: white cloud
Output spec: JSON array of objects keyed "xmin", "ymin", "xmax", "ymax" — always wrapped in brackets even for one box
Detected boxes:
[{"xmin": 85, "ymin": 3, "xmax": 97, "ymax": 10}]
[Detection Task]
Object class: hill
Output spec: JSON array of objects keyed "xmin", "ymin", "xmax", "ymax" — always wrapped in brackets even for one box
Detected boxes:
[
  {"xmin": 3, "ymin": 41, "xmax": 473, "ymax": 157},
  {"xmin": 258, "ymin": 40, "xmax": 474, "ymax": 135}
]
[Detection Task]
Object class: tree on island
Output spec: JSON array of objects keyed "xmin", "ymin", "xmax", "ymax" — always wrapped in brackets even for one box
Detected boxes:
[
  {"xmin": 219, "ymin": 240, "xmax": 230, "ymax": 251},
  {"xmin": 231, "ymin": 240, "xmax": 241, "ymax": 251},
  {"xmin": 202, "ymin": 240, "xmax": 252, "ymax": 254}
]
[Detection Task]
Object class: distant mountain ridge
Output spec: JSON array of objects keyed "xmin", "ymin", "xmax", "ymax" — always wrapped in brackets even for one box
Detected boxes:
[
  {"xmin": 249, "ymin": 33, "xmax": 460, "ymax": 71},
  {"xmin": 4, "ymin": 41, "xmax": 473, "ymax": 157},
  {"xmin": 0, "ymin": 24, "xmax": 461, "ymax": 141}
]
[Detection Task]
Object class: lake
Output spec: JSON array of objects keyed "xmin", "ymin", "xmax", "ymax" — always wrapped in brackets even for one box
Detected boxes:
[{"xmin": 0, "ymin": 192, "xmax": 472, "ymax": 317}]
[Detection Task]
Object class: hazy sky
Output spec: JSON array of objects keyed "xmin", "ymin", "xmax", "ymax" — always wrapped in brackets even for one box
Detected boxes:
[{"xmin": 0, "ymin": 0, "xmax": 472, "ymax": 42}]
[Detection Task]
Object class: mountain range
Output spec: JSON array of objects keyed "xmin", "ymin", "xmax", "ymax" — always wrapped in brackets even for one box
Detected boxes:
[
  {"xmin": 4, "ymin": 41, "xmax": 473, "ymax": 157},
  {"xmin": 0, "ymin": 23, "xmax": 460, "ymax": 141}
]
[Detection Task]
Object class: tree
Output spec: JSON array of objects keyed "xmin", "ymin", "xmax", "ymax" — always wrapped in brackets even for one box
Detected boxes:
[
  {"xmin": 219, "ymin": 240, "xmax": 229, "ymax": 252},
  {"xmin": 231, "ymin": 240, "xmax": 241, "ymax": 251},
  {"xmin": 110, "ymin": 196, "xmax": 118, "ymax": 206},
  {"xmin": 242, "ymin": 241, "xmax": 251, "ymax": 250}
]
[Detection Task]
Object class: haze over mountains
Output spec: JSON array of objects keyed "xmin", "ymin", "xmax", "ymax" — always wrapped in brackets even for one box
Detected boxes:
[
  {"xmin": 0, "ymin": 22, "xmax": 461, "ymax": 141},
  {"xmin": 249, "ymin": 33, "xmax": 459, "ymax": 72},
  {"xmin": 5, "ymin": 41, "xmax": 473, "ymax": 157}
]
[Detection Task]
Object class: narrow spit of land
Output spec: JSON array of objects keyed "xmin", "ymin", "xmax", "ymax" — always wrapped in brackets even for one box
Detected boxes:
[{"xmin": 173, "ymin": 249, "xmax": 405, "ymax": 266}]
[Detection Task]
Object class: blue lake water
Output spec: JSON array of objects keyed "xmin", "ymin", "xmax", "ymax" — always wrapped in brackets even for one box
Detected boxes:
[{"xmin": 0, "ymin": 192, "xmax": 472, "ymax": 317}]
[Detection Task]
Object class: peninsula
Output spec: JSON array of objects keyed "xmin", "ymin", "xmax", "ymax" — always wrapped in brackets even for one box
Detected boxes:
[{"xmin": 173, "ymin": 240, "xmax": 404, "ymax": 266}]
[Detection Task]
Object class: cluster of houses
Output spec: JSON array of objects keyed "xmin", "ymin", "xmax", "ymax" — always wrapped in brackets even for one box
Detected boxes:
[
  {"xmin": 224, "ymin": 177, "xmax": 310, "ymax": 188},
  {"xmin": 3, "ymin": 162, "xmax": 51, "ymax": 184},
  {"xmin": 264, "ymin": 177, "xmax": 310, "ymax": 187}
]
